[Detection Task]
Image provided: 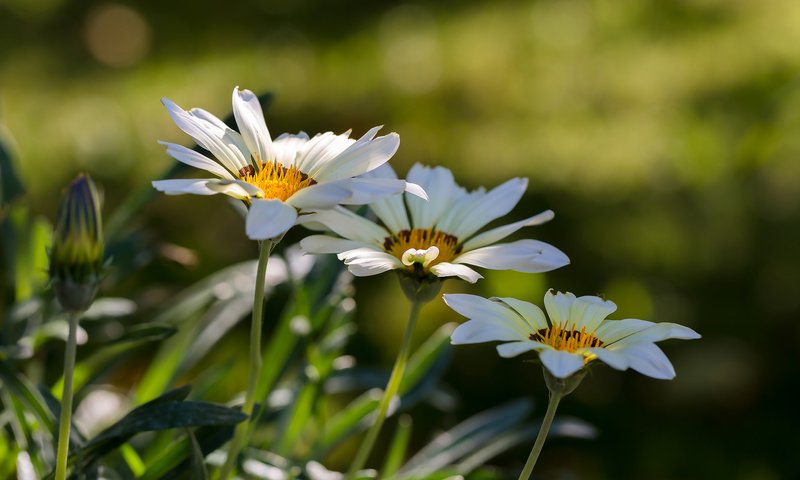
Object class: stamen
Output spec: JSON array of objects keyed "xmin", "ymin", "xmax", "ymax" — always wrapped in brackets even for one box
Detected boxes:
[
  {"xmin": 529, "ymin": 322, "xmax": 603, "ymax": 354},
  {"xmin": 239, "ymin": 162, "xmax": 316, "ymax": 201},
  {"xmin": 384, "ymin": 229, "xmax": 461, "ymax": 267}
]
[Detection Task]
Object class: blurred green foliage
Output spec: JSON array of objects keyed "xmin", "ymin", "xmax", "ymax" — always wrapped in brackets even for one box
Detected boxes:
[{"xmin": 2, "ymin": 0, "xmax": 799, "ymax": 478}]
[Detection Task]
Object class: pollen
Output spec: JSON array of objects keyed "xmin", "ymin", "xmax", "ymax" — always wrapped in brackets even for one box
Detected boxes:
[
  {"xmin": 240, "ymin": 162, "xmax": 316, "ymax": 201},
  {"xmin": 530, "ymin": 323, "xmax": 603, "ymax": 354},
  {"xmin": 384, "ymin": 229, "xmax": 461, "ymax": 267}
]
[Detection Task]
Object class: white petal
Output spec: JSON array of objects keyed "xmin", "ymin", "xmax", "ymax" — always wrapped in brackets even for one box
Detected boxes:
[
  {"xmin": 299, "ymin": 235, "xmax": 370, "ymax": 254},
  {"xmin": 338, "ymin": 247, "xmax": 402, "ymax": 276},
  {"xmin": 232, "ymin": 87, "xmax": 274, "ymax": 163},
  {"xmin": 586, "ymin": 347, "xmax": 629, "ymax": 371},
  {"xmin": 406, "ymin": 164, "xmax": 460, "ymax": 229},
  {"xmin": 429, "ymin": 262, "xmax": 483, "ymax": 283},
  {"xmin": 491, "ymin": 297, "xmax": 549, "ymax": 330},
  {"xmin": 594, "ymin": 319, "xmax": 655, "ymax": 344},
  {"xmin": 286, "ymin": 183, "xmax": 351, "ymax": 210},
  {"xmin": 245, "ymin": 199, "xmax": 298, "ymax": 240},
  {"xmin": 437, "ymin": 177, "xmax": 528, "ymax": 239},
  {"xmin": 302, "ymin": 207, "xmax": 389, "ymax": 245},
  {"xmin": 442, "ymin": 294, "xmax": 531, "ymax": 338},
  {"xmin": 612, "ymin": 343, "xmax": 676, "ymax": 379},
  {"xmin": 450, "ymin": 320, "xmax": 526, "ymax": 344},
  {"xmin": 539, "ymin": 349, "xmax": 585, "ymax": 379},
  {"xmin": 461, "ymin": 210, "xmax": 555, "ymax": 251},
  {"xmin": 206, "ymin": 179, "xmax": 262, "ymax": 200},
  {"xmin": 608, "ymin": 321, "xmax": 701, "ymax": 348},
  {"xmin": 272, "ymin": 132, "xmax": 310, "ymax": 168},
  {"xmin": 568, "ymin": 296, "xmax": 617, "ymax": 332},
  {"xmin": 496, "ymin": 341, "xmax": 542, "ymax": 358},
  {"xmin": 454, "ymin": 240, "xmax": 570, "ymax": 273},
  {"xmin": 152, "ymin": 179, "xmax": 217, "ymax": 195},
  {"xmin": 159, "ymin": 141, "xmax": 235, "ymax": 179},
  {"xmin": 336, "ymin": 177, "xmax": 408, "ymax": 205},
  {"xmin": 544, "ymin": 290, "xmax": 576, "ymax": 327},
  {"xmin": 292, "ymin": 131, "xmax": 354, "ymax": 173},
  {"xmin": 312, "ymin": 128, "xmax": 400, "ymax": 182},
  {"xmin": 361, "ymin": 164, "xmax": 412, "ymax": 232},
  {"xmin": 162, "ymin": 97, "xmax": 249, "ymax": 172}
]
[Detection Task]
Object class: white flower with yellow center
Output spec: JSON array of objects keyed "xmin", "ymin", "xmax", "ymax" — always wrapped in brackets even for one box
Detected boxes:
[
  {"xmin": 445, "ymin": 290, "xmax": 700, "ymax": 379},
  {"xmin": 152, "ymin": 87, "xmax": 424, "ymax": 240},
  {"xmin": 299, "ymin": 164, "xmax": 569, "ymax": 283}
]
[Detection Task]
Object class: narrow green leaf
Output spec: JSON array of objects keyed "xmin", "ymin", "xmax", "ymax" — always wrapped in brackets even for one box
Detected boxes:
[
  {"xmin": 0, "ymin": 125, "xmax": 25, "ymax": 209},
  {"xmin": 186, "ymin": 428, "xmax": 209, "ymax": 480},
  {"xmin": 382, "ymin": 414, "xmax": 412, "ymax": 478},
  {"xmin": 0, "ymin": 362, "xmax": 56, "ymax": 436},
  {"xmin": 315, "ymin": 389, "xmax": 382, "ymax": 453}
]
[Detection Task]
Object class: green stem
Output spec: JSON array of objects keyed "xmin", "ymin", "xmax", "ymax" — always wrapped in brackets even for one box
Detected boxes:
[
  {"xmin": 518, "ymin": 392, "xmax": 562, "ymax": 480},
  {"xmin": 346, "ymin": 300, "xmax": 424, "ymax": 479},
  {"xmin": 217, "ymin": 240, "xmax": 272, "ymax": 480},
  {"xmin": 55, "ymin": 312, "xmax": 80, "ymax": 480}
]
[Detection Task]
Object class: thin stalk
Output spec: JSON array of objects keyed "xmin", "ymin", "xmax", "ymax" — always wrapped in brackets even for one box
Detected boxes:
[
  {"xmin": 347, "ymin": 300, "xmax": 424, "ymax": 479},
  {"xmin": 518, "ymin": 392, "xmax": 562, "ymax": 480},
  {"xmin": 217, "ymin": 240, "xmax": 272, "ymax": 480},
  {"xmin": 55, "ymin": 312, "xmax": 80, "ymax": 480}
]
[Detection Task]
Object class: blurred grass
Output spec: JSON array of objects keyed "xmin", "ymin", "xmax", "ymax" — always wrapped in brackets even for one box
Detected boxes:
[{"xmin": 2, "ymin": 0, "xmax": 799, "ymax": 478}]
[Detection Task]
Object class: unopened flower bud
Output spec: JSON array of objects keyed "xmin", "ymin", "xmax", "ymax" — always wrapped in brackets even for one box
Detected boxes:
[{"xmin": 49, "ymin": 174, "xmax": 104, "ymax": 312}]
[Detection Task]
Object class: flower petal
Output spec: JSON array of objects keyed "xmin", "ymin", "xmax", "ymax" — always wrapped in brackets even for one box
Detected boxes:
[
  {"xmin": 594, "ymin": 319, "xmax": 655, "ymax": 344},
  {"xmin": 539, "ymin": 349, "xmax": 586, "ymax": 379},
  {"xmin": 299, "ymin": 235, "xmax": 371, "ymax": 254},
  {"xmin": 151, "ymin": 179, "xmax": 217, "ymax": 195},
  {"xmin": 205, "ymin": 179, "xmax": 262, "ymax": 200},
  {"xmin": 461, "ymin": 210, "xmax": 554, "ymax": 251},
  {"xmin": 337, "ymin": 247, "xmax": 402, "ymax": 276},
  {"xmin": 544, "ymin": 290, "xmax": 576, "ymax": 328},
  {"xmin": 245, "ymin": 199, "xmax": 298, "ymax": 240},
  {"xmin": 162, "ymin": 97, "xmax": 249, "ymax": 172},
  {"xmin": 586, "ymin": 347, "xmax": 629, "ymax": 371},
  {"xmin": 337, "ymin": 177, "xmax": 410, "ymax": 205},
  {"xmin": 358, "ymin": 163, "xmax": 412, "ymax": 232},
  {"xmin": 568, "ymin": 295, "xmax": 617, "ymax": 332},
  {"xmin": 451, "ymin": 320, "xmax": 527, "ymax": 344},
  {"xmin": 312, "ymin": 127, "xmax": 401, "ymax": 182},
  {"xmin": 286, "ymin": 182, "xmax": 352, "ymax": 210},
  {"xmin": 232, "ymin": 87, "xmax": 274, "ymax": 163},
  {"xmin": 443, "ymin": 294, "xmax": 531, "ymax": 339},
  {"xmin": 159, "ymin": 141, "xmax": 234, "ymax": 179},
  {"xmin": 496, "ymin": 341, "xmax": 542, "ymax": 358},
  {"xmin": 492, "ymin": 297, "xmax": 549, "ymax": 330},
  {"xmin": 608, "ymin": 322, "xmax": 701, "ymax": 347},
  {"xmin": 272, "ymin": 132, "xmax": 310, "ymax": 168},
  {"xmin": 454, "ymin": 239, "xmax": 569, "ymax": 273},
  {"xmin": 429, "ymin": 262, "xmax": 483, "ymax": 283},
  {"xmin": 612, "ymin": 343, "xmax": 676, "ymax": 379},
  {"xmin": 437, "ymin": 177, "xmax": 527, "ymax": 239},
  {"xmin": 406, "ymin": 164, "xmax": 461, "ymax": 229},
  {"xmin": 301, "ymin": 207, "xmax": 390, "ymax": 245}
]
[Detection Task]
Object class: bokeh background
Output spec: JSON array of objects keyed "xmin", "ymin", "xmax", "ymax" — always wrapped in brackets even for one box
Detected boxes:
[{"xmin": 2, "ymin": 0, "xmax": 800, "ymax": 478}]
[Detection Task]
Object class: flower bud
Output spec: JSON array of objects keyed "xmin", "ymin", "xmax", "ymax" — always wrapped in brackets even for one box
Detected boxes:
[{"xmin": 49, "ymin": 174, "xmax": 104, "ymax": 312}]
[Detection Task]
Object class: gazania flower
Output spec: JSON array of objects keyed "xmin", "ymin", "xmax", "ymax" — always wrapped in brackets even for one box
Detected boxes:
[
  {"xmin": 299, "ymin": 164, "xmax": 569, "ymax": 284},
  {"xmin": 153, "ymin": 87, "xmax": 423, "ymax": 240},
  {"xmin": 445, "ymin": 290, "xmax": 700, "ymax": 379}
]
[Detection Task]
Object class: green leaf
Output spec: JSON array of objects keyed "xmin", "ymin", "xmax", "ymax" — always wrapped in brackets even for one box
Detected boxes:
[
  {"xmin": 398, "ymin": 399, "xmax": 533, "ymax": 478},
  {"xmin": 186, "ymin": 428, "xmax": 209, "ymax": 480},
  {"xmin": 0, "ymin": 361, "xmax": 57, "ymax": 437},
  {"xmin": 77, "ymin": 393, "xmax": 245, "ymax": 470},
  {"xmin": 382, "ymin": 414, "xmax": 412, "ymax": 478}
]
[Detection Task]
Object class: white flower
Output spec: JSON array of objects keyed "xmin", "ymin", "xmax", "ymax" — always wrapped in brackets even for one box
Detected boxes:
[
  {"xmin": 299, "ymin": 164, "xmax": 569, "ymax": 283},
  {"xmin": 152, "ymin": 87, "xmax": 423, "ymax": 240},
  {"xmin": 445, "ymin": 290, "xmax": 700, "ymax": 379}
]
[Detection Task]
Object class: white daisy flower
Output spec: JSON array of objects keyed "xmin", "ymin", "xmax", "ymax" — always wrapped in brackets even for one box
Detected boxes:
[
  {"xmin": 299, "ymin": 164, "xmax": 569, "ymax": 284},
  {"xmin": 152, "ymin": 87, "xmax": 424, "ymax": 240},
  {"xmin": 445, "ymin": 289, "xmax": 700, "ymax": 379}
]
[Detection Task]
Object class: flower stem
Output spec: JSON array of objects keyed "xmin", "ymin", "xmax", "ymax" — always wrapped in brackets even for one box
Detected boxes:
[
  {"xmin": 346, "ymin": 300, "xmax": 424, "ymax": 478},
  {"xmin": 217, "ymin": 240, "xmax": 272, "ymax": 480},
  {"xmin": 55, "ymin": 312, "xmax": 80, "ymax": 480},
  {"xmin": 518, "ymin": 391, "xmax": 562, "ymax": 480}
]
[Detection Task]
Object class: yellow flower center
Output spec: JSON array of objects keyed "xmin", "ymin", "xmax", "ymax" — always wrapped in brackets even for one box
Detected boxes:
[
  {"xmin": 383, "ymin": 228, "xmax": 461, "ymax": 267},
  {"xmin": 239, "ymin": 163, "xmax": 316, "ymax": 201},
  {"xmin": 530, "ymin": 323, "xmax": 603, "ymax": 354}
]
